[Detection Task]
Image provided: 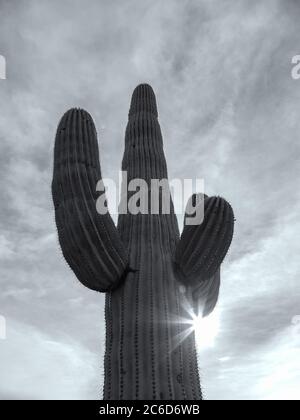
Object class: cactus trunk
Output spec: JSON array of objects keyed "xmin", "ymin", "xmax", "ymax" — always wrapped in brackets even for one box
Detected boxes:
[
  {"xmin": 104, "ymin": 86, "xmax": 201, "ymax": 399},
  {"xmin": 104, "ymin": 220, "xmax": 202, "ymax": 399}
]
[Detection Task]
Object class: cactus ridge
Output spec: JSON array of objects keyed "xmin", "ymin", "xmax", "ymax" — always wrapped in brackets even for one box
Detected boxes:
[{"xmin": 52, "ymin": 84, "xmax": 235, "ymax": 400}]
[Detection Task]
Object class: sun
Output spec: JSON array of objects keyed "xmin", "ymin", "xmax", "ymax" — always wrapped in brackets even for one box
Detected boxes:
[
  {"xmin": 170, "ymin": 291, "xmax": 220, "ymax": 351},
  {"xmin": 192, "ymin": 311, "xmax": 220, "ymax": 349}
]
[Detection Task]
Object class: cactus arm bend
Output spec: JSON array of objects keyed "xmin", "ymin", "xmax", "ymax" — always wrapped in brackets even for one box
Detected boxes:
[
  {"xmin": 175, "ymin": 194, "xmax": 234, "ymax": 316},
  {"xmin": 52, "ymin": 108, "xmax": 129, "ymax": 292},
  {"xmin": 187, "ymin": 268, "xmax": 221, "ymax": 317}
]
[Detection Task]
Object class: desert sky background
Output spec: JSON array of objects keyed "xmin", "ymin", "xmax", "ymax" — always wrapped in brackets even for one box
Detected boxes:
[{"xmin": 0, "ymin": 0, "xmax": 300, "ymax": 400}]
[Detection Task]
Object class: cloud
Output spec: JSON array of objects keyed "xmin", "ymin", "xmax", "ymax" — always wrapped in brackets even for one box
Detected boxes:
[
  {"xmin": 200, "ymin": 315, "xmax": 300, "ymax": 400},
  {"xmin": 0, "ymin": 320, "xmax": 99, "ymax": 399},
  {"xmin": 0, "ymin": 0, "xmax": 299, "ymax": 400}
]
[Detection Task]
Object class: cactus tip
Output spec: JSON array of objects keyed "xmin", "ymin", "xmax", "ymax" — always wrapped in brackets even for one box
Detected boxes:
[{"xmin": 129, "ymin": 83, "xmax": 158, "ymax": 118}]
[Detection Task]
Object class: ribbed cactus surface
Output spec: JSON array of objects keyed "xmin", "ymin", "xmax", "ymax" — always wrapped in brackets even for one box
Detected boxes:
[{"xmin": 52, "ymin": 84, "xmax": 234, "ymax": 400}]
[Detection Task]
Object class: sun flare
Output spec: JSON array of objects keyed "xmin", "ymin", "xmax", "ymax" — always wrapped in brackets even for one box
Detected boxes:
[
  {"xmin": 171, "ymin": 291, "xmax": 221, "ymax": 351},
  {"xmin": 192, "ymin": 311, "xmax": 220, "ymax": 349}
]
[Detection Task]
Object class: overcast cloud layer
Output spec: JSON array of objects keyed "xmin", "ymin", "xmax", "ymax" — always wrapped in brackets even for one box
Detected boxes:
[{"xmin": 0, "ymin": 0, "xmax": 299, "ymax": 400}]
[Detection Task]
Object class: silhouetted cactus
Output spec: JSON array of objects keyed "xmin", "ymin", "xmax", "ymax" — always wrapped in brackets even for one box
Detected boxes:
[{"xmin": 52, "ymin": 84, "xmax": 234, "ymax": 400}]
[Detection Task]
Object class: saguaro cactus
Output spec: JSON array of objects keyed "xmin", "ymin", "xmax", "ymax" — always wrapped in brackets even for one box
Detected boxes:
[{"xmin": 52, "ymin": 84, "xmax": 234, "ymax": 400}]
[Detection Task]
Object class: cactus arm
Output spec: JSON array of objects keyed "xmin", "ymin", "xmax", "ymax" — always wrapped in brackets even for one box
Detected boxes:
[
  {"xmin": 176, "ymin": 194, "xmax": 234, "ymax": 279},
  {"xmin": 175, "ymin": 194, "xmax": 234, "ymax": 316},
  {"xmin": 52, "ymin": 108, "xmax": 129, "ymax": 292}
]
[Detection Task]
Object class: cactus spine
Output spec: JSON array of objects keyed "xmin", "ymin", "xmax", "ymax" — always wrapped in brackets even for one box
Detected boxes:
[{"xmin": 52, "ymin": 84, "xmax": 234, "ymax": 400}]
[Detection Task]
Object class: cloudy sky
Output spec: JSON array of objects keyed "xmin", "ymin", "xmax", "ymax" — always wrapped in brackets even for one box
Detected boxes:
[{"xmin": 0, "ymin": 0, "xmax": 300, "ymax": 400}]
